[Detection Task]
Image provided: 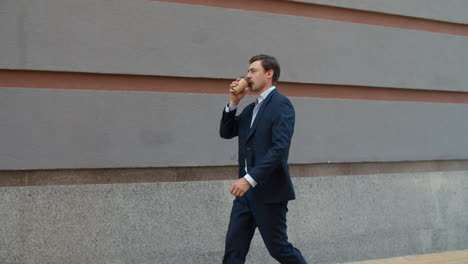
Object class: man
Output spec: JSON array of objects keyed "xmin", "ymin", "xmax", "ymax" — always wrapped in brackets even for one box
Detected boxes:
[{"xmin": 220, "ymin": 54, "xmax": 307, "ymax": 264}]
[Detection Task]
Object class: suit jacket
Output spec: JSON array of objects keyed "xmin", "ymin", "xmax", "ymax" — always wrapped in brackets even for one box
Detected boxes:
[{"xmin": 220, "ymin": 89, "xmax": 296, "ymax": 203}]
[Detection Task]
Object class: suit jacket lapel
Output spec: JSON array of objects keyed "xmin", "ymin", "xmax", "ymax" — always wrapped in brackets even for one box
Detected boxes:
[
  {"xmin": 247, "ymin": 89, "xmax": 277, "ymax": 141},
  {"xmin": 245, "ymin": 103, "xmax": 254, "ymax": 128}
]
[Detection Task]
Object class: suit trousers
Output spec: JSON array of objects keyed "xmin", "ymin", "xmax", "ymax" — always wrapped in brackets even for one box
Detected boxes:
[{"xmin": 223, "ymin": 189, "xmax": 307, "ymax": 264}]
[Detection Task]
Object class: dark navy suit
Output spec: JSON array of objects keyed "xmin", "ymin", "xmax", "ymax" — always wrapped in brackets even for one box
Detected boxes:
[{"xmin": 220, "ymin": 89, "xmax": 307, "ymax": 263}]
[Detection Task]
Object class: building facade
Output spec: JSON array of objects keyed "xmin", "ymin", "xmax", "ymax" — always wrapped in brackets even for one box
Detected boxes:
[{"xmin": 1, "ymin": 0, "xmax": 468, "ymax": 263}]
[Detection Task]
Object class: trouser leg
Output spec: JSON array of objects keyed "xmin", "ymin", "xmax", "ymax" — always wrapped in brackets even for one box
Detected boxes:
[
  {"xmin": 253, "ymin": 201, "xmax": 307, "ymax": 264},
  {"xmin": 222, "ymin": 196, "xmax": 257, "ymax": 264}
]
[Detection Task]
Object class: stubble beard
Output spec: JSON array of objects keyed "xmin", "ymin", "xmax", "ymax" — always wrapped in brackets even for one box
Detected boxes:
[{"xmin": 250, "ymin": 80, "xmax": 265, "ymax": 94}]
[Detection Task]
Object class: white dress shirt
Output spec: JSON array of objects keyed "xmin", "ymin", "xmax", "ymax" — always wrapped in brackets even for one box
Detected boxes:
[{"xmin": 225, "ymin": 86, "xmax": 276, "ymax": 187}]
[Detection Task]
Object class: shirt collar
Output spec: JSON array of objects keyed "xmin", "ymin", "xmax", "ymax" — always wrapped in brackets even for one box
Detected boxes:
[{"xmin": 257, "ymin": 86, "xmax": 276, "ymax": 104}]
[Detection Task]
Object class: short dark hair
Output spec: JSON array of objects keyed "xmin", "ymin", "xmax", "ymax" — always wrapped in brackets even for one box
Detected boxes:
[{"xmin": 249, "ymin": 54, "xmax": 280, "ymax": 85}]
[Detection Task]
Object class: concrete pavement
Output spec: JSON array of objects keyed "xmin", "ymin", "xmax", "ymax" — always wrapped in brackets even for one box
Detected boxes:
[{"xmin": 342, "ymin": 249, "xmax": 468, "ymax": 264}]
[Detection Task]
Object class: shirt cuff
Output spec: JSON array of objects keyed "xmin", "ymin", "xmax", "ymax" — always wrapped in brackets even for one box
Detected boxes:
[
  {"xmin": 225, "ymin": 103, "xmax": 238, "ymax": 113},
  {"xmin": 243, "ymin": 174, "xmax": 257, "ymax": 188}
]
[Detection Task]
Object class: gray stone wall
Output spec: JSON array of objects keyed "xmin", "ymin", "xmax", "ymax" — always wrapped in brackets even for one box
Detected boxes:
[{"xmin": 1, "ymin": 170, "xmax": 467, "ymax": 263}]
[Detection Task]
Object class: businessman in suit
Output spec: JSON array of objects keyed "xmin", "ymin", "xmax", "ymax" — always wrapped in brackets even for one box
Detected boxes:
[{"xmin": 220, "ymin": 54, "xmax": 307, "ymax": 264}]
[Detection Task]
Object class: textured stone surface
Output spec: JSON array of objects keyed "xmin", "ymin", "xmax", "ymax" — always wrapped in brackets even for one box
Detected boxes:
[{"xmin": 1, "ymin": 170, "xmax": 467, "ymax": 263}]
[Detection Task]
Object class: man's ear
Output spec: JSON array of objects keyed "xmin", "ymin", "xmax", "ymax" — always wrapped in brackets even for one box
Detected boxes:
[{"xmin": 266, "ymin": 69, "xmax": 274, "ymax": 79}]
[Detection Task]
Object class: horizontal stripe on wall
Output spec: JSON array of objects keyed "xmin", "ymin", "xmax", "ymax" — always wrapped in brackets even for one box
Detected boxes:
[
  {"xmin": 289, "ymin": 0, "xmax": 468, "ymax": 24},
  {"xmin": 154, "ymin": 0, "xmax": 468, "ymax": 36},
  {"xmin": 1, "ymin": 160, "xmax": 468, "ymax": 187},
  {"xmin": 1, "ymin": 70, "xmax": 468, "ymax": 104}
]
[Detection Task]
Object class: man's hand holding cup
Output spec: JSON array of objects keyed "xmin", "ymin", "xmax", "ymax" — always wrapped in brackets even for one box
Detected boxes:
[{"xmin": 229, "ymin": 77, "xmax": 250, "ymax": 108}]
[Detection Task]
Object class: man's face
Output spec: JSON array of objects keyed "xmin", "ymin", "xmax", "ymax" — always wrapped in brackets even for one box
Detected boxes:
[{"xmin": 246, "ymin": 60, "xmax": 272, "ymax": 94}]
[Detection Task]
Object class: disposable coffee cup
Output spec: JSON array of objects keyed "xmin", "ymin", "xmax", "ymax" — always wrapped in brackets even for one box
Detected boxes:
[{"xmin": 233, "ymin": 77, "xmax": 250, "ymax": 95}]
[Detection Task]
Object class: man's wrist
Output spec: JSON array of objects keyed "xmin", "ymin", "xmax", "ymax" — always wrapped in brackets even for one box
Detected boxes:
[
  {"xmin": 243, "ymin": 174, "xmax": 257, "ymax": 188},
  {"xmin": 225, "ymin": 103, "xmax": 238, "ymax": 113},
  {"xmin": 229, "ymin": 101, "xmax": 239, "ymax": 108}
]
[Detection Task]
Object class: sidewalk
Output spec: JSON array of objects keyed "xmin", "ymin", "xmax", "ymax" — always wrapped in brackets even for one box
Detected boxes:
[{"xmin": 342, "ymin": 249, "xmax": 468, "ymax": 264}]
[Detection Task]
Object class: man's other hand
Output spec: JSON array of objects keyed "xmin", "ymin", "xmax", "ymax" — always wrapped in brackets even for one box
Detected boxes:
[{"xmin": 230, "ymin": 178, "xmax": 251, "ymax": 196}]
